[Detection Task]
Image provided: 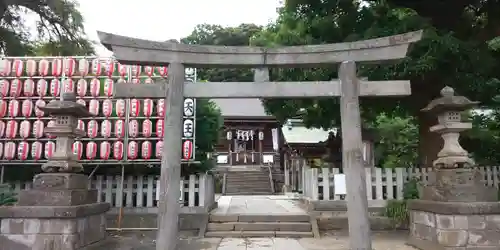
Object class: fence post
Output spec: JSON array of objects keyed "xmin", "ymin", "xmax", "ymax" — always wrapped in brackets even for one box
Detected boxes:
[
  {"xmin": 322, "ymin": 168, "xmax": 331, "ymax": 200},
  {"xmin": 311, "ymin": 168, "xmax": 319, "ymax": 200}
]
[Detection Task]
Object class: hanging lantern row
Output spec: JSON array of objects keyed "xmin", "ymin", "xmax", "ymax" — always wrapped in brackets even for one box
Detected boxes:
[
  {"xmin": 0, "ymin": 140, "xmax": 164, "ymax": 161},
  {"xmin": 0, "ymin": 98, "xmax": 166, "ymax": 118},
  {"xmin": 225, "ymin": 130, "xmax": 265, "ymax": 140},
  {"xmin": 0, "ymin": 119, "xmax": 165, "ymax": 139},
  {"xmin": 0, "ymin": 56, "xmax": 198, "ymax": 163},
  {"xmin": 0, "ymin": 76, "xmax": 169, "ymax": 98},
  {"xmin": 0, "ymin": 58, "xmax": 168, "ymax": 78}
]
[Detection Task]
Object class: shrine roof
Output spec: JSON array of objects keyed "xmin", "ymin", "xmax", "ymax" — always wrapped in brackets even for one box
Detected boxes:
[
  {"xmin": 212, "ymin": 98, "xmax": 272, "ymax": 118},
  {"xmin": 282, "ymin": 125, "xmax": 336, "ymax": 144}
]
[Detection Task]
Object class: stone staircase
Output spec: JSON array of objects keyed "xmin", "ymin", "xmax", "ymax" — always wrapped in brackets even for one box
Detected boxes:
[
  {"xmin": 225, "ymin": 168, "xmax": 274, "ymax": 195},
  {"xmin": 205, "ymin": 214, "xmax": 314, "ymax": 238}
]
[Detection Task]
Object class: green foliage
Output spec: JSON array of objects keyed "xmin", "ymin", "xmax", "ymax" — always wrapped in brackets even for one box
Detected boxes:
[
  {"xmin": 248, "ymin": 0, "xmax": 500, "ymax": 165},
  {"xmin": 32, "ymin": 39, "xmax": 94, "ymax": 56},
  {"xmin": 403, "ymin": 177, "xmax": 421, "ymax": 200},
  {"xmin": 384, "ymin": 177, "xmax": 420, "ymax": 227},
  {"xmin": 182, "ymin": 24, "xmax": 263, "ymax": 82},
  {"xmin": 252, "ymin": 1, "xmax": 500, "ymax": 129},
  {"xmin": 0, "ymin": 184, "xmax": 16, "ymax": 206},
  {"xmin": 384, "ymin": 200, "xmax": 408, "ymax": 228},
  {"xmin": 488, "ymin": 37, "xmax": 500, "ymax": 51},
  {"xmin": 368, "ymin": 114, "xmax": 418, "ymax": 168},
  {"xmin": 1, "ymin": 0, "xmax": 93, "ymax": 56},
  {"xmin": 464, "ymin": 111, "xmax": 500, "ymax": 165},
  {"xmin": 182, "ymin": 97, "xmax": 223, "ymax": 175}
]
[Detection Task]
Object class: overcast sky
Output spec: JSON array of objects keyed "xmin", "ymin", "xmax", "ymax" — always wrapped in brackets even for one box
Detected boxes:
[{"xmin": 75, "ymin": 0, "xmax": 282, "ymax": 55}]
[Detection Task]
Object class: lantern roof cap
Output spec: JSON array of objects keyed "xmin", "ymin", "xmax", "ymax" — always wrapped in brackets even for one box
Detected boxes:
[
  {"xmin": 421, "ymin": 86, "xmax": 479, "ymax": 113},
  {"xmin": 38, "ymin": 92, "xmax": 92, "ymax": 117}
]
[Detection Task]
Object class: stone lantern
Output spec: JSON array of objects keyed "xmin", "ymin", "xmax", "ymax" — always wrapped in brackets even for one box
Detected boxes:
[
  {"xmin": 421, "ymin": 86, "xmax": 477, "ymax": 169},
  {"xmin": 40, "ymin": 92, "xmax": 89, "ymax": 172},
  {"xmin": 0, "ymin": 93, "xmax": 110, "ymax": 250},
  {"xmin": 407, "ymin": 86, "xmax": 500, "ymax": 250},
  {"xmin": 418, "ymin": 86, "xmax": 495, "ymax": 201}
]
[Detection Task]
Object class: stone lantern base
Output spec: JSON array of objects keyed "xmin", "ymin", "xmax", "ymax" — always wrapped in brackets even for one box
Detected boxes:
[
  {"xmin": 407, "ymin": 200, "xmax": 500, "ymax": 249},
  {"xmin": 420, "ymin": 168, "xmax": 497, "ymax": 202},
  {"xmin": 0, "ymin": 173, "xmax": 110, "ymax": 250}
]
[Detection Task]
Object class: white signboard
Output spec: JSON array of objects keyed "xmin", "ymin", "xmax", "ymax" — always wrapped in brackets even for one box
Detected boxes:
[
  {"xmin": 334, "ymin": 174, "xmax": 347, "ymax": 195},
  {"xmin": 271, "ymin": 128, "xmax": 279, "ymax": 151},
  {"xmin": 263, "ymin": 155, "xmax": 274, "ymax": 163},
  {"xmin": 216, "ymin": 155, "xmax": 228, "ymax": 164}
]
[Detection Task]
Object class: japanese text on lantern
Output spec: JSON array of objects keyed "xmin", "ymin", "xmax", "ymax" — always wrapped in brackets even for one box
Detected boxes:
[{"xmin": 181, "ymin": 69, "xmax": 196, "ymax": 161}]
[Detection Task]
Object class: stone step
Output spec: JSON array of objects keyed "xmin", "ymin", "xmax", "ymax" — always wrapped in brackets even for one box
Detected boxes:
[
  {"xmin": 209, "ymin": 214, "xmax": 311, "ymax": 223},
  {"xmin": 226, "ymin": 171, "xmax": 269, "ymax": 174},
  {"xmin": 226, "ymin": 184, "xmax": 270, "ymax": 187},
  {"xmin": 225, "ymin": 189, "xmax": 273, "ymax": 193},
  {"xmin": 226, "ymin": 175, "xmax": 270, "ymax": 179},
  {"xmin": 226, "ymin": 176, "xmax": 270, "ymax": 180},
  {"xmin": 226, "ymin": 186, "xmax": 271, "ymax": 189},
  {"xmin": 226, "ymin": 180, "xmax": 270, "ymax": 183},
  {"xmin": 225, "ymin": 189, "xmax": 272, "ymax": 192},
  {"xmin": 205, "ymin": 231, "xmax": 313, "ymax": 238},
  {"xmin": 226, "ymin": 182, "xmax": 270, "ymax": 186},
  {"xmin": 207, "ymin": 222, "xmax": 312, "ymax": 232},
  {"xmin": 226, "ymin": 185, "xmax": 271, "ymax": 189},
  {"xmin": 225, "ymin": 192, "xmax": 273, "ymax": 195}
]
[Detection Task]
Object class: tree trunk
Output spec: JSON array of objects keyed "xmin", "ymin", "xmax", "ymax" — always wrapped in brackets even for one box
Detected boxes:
[{"xmin": 418, "ymin": 112, "xmax": 443, "ymax": 168}]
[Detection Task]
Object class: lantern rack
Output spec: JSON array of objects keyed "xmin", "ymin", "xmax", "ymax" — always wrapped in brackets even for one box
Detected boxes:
[{"xmin": 0, "ymin": 56, "xmax": 197, "ymax": 167}]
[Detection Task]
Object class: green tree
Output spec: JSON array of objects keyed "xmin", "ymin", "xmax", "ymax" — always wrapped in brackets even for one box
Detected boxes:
[
  {"xmin": 181, "ymin": 23, "xmax": 263, "ymax": 82},
  {"xmin": 31, "ymin": 39, "xmax": 94, "ymax": 56},
  {"xmin": 1, "ymin": 0, "xmax": 93, "ymax": 56},
  {"xmin": 464, "ymin": 109, "xmax": 500, "ymax": 165},
  {"xmin": 368, "ymin": 113, "xmax": 418, "ymax": 168},
  {"xmin": 251, "ymin": 0, "xmax": 500, "ymax": 166},
  {"xmin": 184, "ymin": 97, "xmax": 224, "ymax": 174}
]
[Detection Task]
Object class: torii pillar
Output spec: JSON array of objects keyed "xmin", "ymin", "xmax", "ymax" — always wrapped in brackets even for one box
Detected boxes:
[{"xmin": 98, "ymin": 30, "xmax": 422, "ymax": 250}]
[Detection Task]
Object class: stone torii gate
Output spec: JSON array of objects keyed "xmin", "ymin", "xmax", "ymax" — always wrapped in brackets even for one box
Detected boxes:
[{"xmin": 98, "ymin": 30, "xmax": 422, "ymax": 250}]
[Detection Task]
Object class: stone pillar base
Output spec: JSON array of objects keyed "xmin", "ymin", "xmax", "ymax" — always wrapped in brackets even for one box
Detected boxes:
[
  {"xmin": 0, "ymin": 203, "xmax": 110, "ymax": 250},
  {"xmin": 0, "ymin": 173, "xmax": 110, "ymax": 250},
  {"xmin": 421, "ymin": 168, "xmax": 497, "ymax": 202},
  {"xmin": 407, "ymin": 200, "xmax": 500, "ymax": 249}
]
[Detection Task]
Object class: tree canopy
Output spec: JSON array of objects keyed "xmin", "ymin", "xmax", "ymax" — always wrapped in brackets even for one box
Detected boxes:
[
  {"xmin": 180, "ymin": 1, "xmax": 500, "ymax": 167},
  {"xmin": 252, "ymin": 0, "xmax": 500, "ymax": 166},
  {"xmin": 1, "ymin": 0, "xmax": 93, "ymax": 56}
]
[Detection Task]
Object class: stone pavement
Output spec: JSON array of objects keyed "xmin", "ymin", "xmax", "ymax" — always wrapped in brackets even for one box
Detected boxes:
[
  {"xmin": 94, "ymin": 231, "xmax": 416, "ymax": 250},
  {"xmin": 211, "ymin": 195, "xmax": 307, "ymax": 215}
]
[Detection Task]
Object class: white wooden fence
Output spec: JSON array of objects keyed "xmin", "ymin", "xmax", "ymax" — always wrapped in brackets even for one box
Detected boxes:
[
  {"xmin": 301, "ymin": 166, "xmax": 500, "ymax": 203},
  {"xmin": 9, "ymin": 174, "xmax": 215, "ymax": 210}
]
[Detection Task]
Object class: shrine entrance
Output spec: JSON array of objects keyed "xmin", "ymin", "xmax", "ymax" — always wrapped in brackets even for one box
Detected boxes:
[{"xmin": 231, "ymin": 129, "xmax": 260, "ymax": 165}]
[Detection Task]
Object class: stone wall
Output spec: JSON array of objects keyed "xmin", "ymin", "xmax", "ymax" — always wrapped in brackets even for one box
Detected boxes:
[
  {"xmin": 313, "ymin": 211, "xmax": 407, "ymax": 231},
  {"xmin": 408, "ymin": 201, "xmax": 500, "ymax": 249},
  {"xmin": 105, "ymin": 212, "xmax": 207, "ymax": 232},
  {"xmin": 0, "ymin": 214, "xmax": 106, "ymax": 250}
]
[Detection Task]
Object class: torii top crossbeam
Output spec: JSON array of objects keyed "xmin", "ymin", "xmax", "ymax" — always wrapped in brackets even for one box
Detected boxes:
[
  {"xmin": 97, "ymin": 30, "xmax": 422, "ymax": 67},
  {"xmin": 98, "ymin": 29, "xmax": 423, "ymax": 250}
]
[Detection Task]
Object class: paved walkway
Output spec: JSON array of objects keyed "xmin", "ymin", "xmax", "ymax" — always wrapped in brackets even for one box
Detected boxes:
[
  {"xmin": 99, "ymin": 231, "xmax": 416, "ymax": 250},
  {"xmin": 94, "ymin": 195, "xmax": 416, "ymax": 249},
  {"xmin": 211, "ymin": 195, "xmax": 307, "ymax": 215}
]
